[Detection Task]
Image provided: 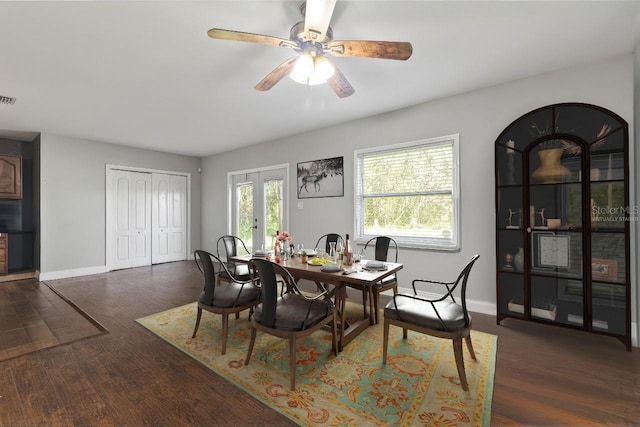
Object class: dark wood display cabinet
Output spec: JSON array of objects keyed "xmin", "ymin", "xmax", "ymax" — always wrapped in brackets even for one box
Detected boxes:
[{"xmin": 494, "ymin": 103, "xmax": 631, "ymax": 351}]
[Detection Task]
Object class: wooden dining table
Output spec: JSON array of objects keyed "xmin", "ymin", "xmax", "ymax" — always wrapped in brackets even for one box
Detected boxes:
[{"xmin": 230, "ymin": 253, "xmax": 403, "ymax": 350}]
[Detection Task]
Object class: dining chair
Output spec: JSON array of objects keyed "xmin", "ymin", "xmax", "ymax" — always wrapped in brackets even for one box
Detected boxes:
[
  {"xmin": 362, "ymin": 236, "xmax": 399, "ymax": 324},
  {"xmin": 245, "ymin": 258, "xmax": 338, "ymax": 391},
  {"xmin": 216, "ymin": 235, "xmax": 252, "ymax": 285},
  {"xmin": 314, "ymin": 233, "xmax": 344, "ymax": 255},
  {"xmin": 191, "ymin": 250, "xmax": 261, "ymax": 355},
  {"xmin": 383, "ymin": 254, "xmax": 480, "ymax": 391}
]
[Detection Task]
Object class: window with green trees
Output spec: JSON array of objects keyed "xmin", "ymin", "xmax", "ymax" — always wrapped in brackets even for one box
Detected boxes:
[{"xmin": 354, "ymin": 134, "xmax": 460, "ymax": 250}]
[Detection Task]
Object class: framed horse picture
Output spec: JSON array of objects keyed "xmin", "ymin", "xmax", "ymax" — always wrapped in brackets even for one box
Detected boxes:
[
  {"xmin": 297, "ymin": 156, "xmax": 343, "ymax": 199},
  {"xmin": 0, "ymin": 155, "xmax": 22, "ymax": 199}
]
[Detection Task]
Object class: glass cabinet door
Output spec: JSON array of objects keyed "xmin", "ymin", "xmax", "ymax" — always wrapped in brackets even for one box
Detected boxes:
[{"xmin": 526, "ymin": 138, "xmax": 585, "ymax": 326}]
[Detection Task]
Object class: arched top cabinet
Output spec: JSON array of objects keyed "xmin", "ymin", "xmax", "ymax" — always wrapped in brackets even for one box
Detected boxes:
[{"xmin": 494, "ymin": 102, "xmax": 631, "ymax": 350}]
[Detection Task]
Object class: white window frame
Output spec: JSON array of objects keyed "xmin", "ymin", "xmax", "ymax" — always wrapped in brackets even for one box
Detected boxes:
[{"xmin": 354, "ymin": 134, "xmax": 460, "ymax": 251}]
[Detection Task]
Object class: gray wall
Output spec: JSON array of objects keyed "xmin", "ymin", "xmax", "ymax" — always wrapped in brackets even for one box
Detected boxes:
[
  {"xmin": 39, "ymin": 134, "xmax": 201, "ymax": 275},
  {"xmin": 201, "ymin": 54, "xmax": 636, "ymax": 336}
]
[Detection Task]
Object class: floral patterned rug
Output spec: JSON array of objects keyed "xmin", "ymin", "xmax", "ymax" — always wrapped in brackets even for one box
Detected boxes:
[{"xmin": 136, "ymin": 302, "xmax": 496, "ymax": 426}]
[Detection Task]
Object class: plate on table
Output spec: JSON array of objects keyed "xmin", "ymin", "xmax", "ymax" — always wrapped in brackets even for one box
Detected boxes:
[
  {"xmin": 300, "ymin": 250, "xmax": 317, "ymax": 257},
  {"xmin": 363, "ymin": 260, "xmax": 387, "ymax": 271},
  {"xmin": 307, "ymin": 257, "xmax": 330, "ymax": 266},
  {"xmin": 320, "ymin": 263, "xmax": 341, "ymax": 273},
  {"xmin": 252, "ymin": 250, "xmax": 269, "ymax": 257}
]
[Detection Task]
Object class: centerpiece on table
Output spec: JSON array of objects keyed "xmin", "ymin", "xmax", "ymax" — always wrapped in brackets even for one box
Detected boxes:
[{"xmin": 274, "ymin": 230, "xmax": 292, "ymax": 263}]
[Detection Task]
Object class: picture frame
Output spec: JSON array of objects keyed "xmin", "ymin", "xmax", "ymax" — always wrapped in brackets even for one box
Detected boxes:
[
  {"xmin": 532, "ymin": 231, "xmax": 570, "ymax": 270},
  {"xmin": 0, "ymin": 154, "xmax": 22, "ymax": 199},
  {"xmin": 591, "ymin": 257, "xmax": 618, "ymax": 281},
  {"xmin": 297, "ymin": 156, "xmax": 344, "ymax": 199}
]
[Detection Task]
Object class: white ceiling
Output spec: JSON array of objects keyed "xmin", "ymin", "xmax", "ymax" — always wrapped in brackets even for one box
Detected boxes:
[{"xmin": 1, "ymin": 1, "xmax": 639, "ymax": 157}]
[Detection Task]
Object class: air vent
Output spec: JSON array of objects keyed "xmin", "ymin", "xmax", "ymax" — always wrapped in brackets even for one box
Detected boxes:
[{"xmin": 0, "ymin": 96, "xmax": 17, "ymax": 105}]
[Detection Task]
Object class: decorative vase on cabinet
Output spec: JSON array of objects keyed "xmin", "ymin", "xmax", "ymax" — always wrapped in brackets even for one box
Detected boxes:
[
  {"xmin": 531, "ymin": 148, "xmax": 571, "ymax": 183},
  {"xmin": 513, "ymin": 248, "xmax": 524, "ymax": 272},
  {"xmin": 494, "ymin": 102, "xmax": 631, "ymax": 351}
]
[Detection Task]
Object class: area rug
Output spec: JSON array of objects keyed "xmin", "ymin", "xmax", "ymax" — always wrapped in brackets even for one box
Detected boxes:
[{"xmin": 136, "ymin": 302, "xmax": 497, "ymax": 426}]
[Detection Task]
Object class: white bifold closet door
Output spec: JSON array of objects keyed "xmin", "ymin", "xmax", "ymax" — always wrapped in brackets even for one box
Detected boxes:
[
  {"xmin": 109, "ymin": 170, "xmax": 152, "ymax": 270},
  {"xmin": 108, "ymin": 169, "xmax": 187, "ymax": 270},
  {"xmin": 151, "ymin": 173, "xmax": 187, "ymax": 264}
]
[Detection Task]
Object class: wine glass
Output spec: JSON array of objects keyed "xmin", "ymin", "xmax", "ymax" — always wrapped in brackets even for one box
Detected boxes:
[
  {"xmin": 329, "ymin": 242, "xmax": 338, "ymax": 264},
  {"xmin": 335, "ymin": 241, "xmax": 344, "ymax": 265}
]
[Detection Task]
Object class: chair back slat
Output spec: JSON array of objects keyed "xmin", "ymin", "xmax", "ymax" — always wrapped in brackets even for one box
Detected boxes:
[
  {"xmin": 315, "ymin": 233, "xmax": 344, "ymax": 254},
  {"xmin": 364, "ymin": 236, "xmax": 398, "ymax": 262},
  {"xmin": 459, "ymin": 255, "xmax": 480, "ymax": 326},
  {"xmin": 218, "ymin": 235, "xmax": 239, "ymax": 260},
  {"xmin": 194, "ymin": 250, "xmax": 219, "ymax": 305},
  {"xmin": 374, "ymin": 237, "xmax": 390, "ymax": 261},
  {"xmin": 251, "ymin": 258, "xmax": 279, "ymax": 328}
]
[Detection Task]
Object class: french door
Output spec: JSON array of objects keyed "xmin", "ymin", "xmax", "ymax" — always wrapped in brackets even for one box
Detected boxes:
[{"xmin": 230, "ymin": 165, "xmax": 288, "ymax": 253}]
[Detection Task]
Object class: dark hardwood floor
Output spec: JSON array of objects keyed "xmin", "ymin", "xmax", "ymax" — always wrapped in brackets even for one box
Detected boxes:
[
  {"xmin": 0, "ymin": 279, "xmax": 106, "ymax": 362},
  {"xmin": 1, "ymin": 261, "xmax": 638, "ymax": 426}
]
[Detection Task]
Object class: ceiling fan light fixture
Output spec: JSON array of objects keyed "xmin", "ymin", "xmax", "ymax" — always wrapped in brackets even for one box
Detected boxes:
[
  {"xmin": 289, "ymin": 53, "xmax": 335, "ymax": 86},
  {"xmin": 309, "ymin": 56, "xmax": 335, "ymax": 85},
  {"xmin": 290, "ymin": 53, "xmax": 314, "ymax": 84}
]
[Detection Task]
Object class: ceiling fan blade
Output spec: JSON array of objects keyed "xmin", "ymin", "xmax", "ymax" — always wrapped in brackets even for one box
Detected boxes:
[
  {"xmin": 304, "ymin": 0, "xmax": 337, "ymax": 42},
  {"xmin": 325, "ymin": 40, "xmax": 413, "ymax": 60},
  {"xmin": 325, "ymin": 59, "xmax": 355, "ymax": 98},
  {"xmin": 254, "ymin": 57, "xmax": 299, "ymax": 91},
  {"xmin": 208, "ymin": 28, "xmax": 297, "ymax": 49}
]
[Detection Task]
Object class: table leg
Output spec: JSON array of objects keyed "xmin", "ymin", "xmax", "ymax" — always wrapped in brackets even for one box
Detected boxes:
[{"xmin": 334, "ymin": 284, "xmax": 346, "ymax": 351}]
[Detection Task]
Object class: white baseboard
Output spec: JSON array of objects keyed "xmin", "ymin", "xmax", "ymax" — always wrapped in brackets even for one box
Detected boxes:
[
  {"xmin": 38, "ymin": 256, "xmax": 195, "ymax": 282},
  {"xmin": 39, "ymin": 265, "xmax": 110, "ymax": 281}
]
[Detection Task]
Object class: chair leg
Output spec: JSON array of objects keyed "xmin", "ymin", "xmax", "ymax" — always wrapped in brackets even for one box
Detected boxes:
[
  {"xmin": 381, "ymin": 285, "xmax": 398, "ymax": 326},
  {"xmin": 235, "ymin": 312, "xmax": 240, "ymax": 319},
  {"xmin": 244, "ymin": 327, "xmax": 256, "ymax": 366},
  {"xmin": 465, "ymin": 335, "xmax": 477, "ymax": 360},
  {"xmin": 452, "ymin": 338, "xmax": 469, "ymax": 391},
  {"xmin": 382, "ymin": 316, "xmax": 390, "ymax": 364},
  {"xmin": 402, "ymin": 328, "xmax": 408, "ymax": 339},
  {"xmin": 221, "ymin": 313, "xmax": 229, "ymax": 355},
  {"xmin": 191, "ymin": 307, "xmax": 203, "ymax": 338},
  {"xmin": 289, "ymin": 337, "xmax": 297, "ymax": 390}
]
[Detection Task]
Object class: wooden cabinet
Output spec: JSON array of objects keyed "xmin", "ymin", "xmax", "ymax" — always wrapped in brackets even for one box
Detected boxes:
[
  {"xmin": 495, "ymin": 103, "xmax": 631, "ymax": 351},
  {"xmin": 0, "ymin": 233, "xmax": 7, "ymax": 275}
]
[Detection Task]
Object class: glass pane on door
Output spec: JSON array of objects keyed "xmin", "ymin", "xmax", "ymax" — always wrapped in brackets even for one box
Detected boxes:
[
  {"xmin": 236, "ymin": 182, "xmax": 254, "ymax": 253},
  {"xmin": 263, "ymin": 179, "xmax": 283, "ymax": 249}
]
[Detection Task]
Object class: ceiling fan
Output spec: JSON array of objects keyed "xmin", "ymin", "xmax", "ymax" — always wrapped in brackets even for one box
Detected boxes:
[{"xmin": 207, "ymin": 0, "xmax": 413, "ymax": 98}]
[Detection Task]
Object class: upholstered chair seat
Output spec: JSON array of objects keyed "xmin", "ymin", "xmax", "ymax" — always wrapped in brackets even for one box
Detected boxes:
[
  {"xmin": 384, "ymin": 296, "xmax": 469, "ymax": 331},
  {"xmin": 252, "ymin": 293, "xmax": 333, "ymax": 331}
]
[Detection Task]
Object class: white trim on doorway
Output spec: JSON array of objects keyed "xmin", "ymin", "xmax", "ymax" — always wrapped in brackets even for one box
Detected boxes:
[{"xmin": 226, "ymin": 163, "xmax": 290, "ymax": 234}]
